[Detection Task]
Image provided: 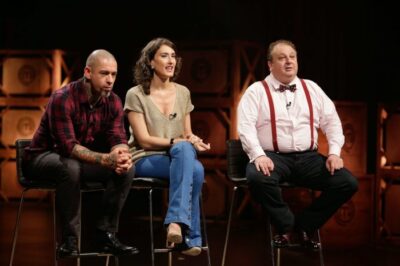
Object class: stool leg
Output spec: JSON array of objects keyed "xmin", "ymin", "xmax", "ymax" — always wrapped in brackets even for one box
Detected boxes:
[
  {"xmin": 221, "ymin": 186, "xmax": 238, "ymax": 266},
  {"xmin": 52, "ymin": 192, "xmax": 58, "ymax": 266},
  {"xmin": 268, "ymin": 218, "xmax": 276, "ymax": 266},
  {"xmin": 8, "ymin": 190, "xmax": 27, "ymax": 266},
  {"xmin": 168, "ymin": 252, "xmax": 172, "ymax": 266},
  {"xmin": 77, "ymin": 191, "xmax": 82, "ymax": 266},
  {"xmin": 149, "ymin": 188, "xmax": 155, "ymax": 266},
  {"xmin": 276, "ymin": 248, "xmax": 281, "ymax": 266},
  {"xmin": 200, "ymin": 193, "xmax": 211, "ymax": 266},
  {"xmin": 316, "ymin": 229, "xmax": 324, "ymax": 266}
]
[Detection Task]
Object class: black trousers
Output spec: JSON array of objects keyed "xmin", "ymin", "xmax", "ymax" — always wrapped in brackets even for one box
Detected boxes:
[
  {"xmin": 25, "ymin": 151, "xmax": 134, "ymax": 240},
  {"xmin": 246, "ymin": 150, "xmax": 358, "ymax": 234}
]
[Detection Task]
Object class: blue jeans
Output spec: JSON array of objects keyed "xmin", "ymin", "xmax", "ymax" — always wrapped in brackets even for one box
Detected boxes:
[{"xmin": 135, "ymin": 142, "xmax": 204, "ymax": 247}]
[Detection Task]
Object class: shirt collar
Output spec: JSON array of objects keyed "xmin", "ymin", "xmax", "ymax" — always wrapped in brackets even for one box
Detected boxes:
[{"xmin": 268, "ymin": 74, "xmax": 299, "ymax": 91}]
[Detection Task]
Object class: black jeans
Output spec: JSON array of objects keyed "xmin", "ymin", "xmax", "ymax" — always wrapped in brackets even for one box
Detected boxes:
[
  {"xmin": 246, "ymin": 151, "xmax": 358, "ymax": 234},
  {"xmin": 25, "ymin": 151, "xmax": 134, "ymax": 240}
]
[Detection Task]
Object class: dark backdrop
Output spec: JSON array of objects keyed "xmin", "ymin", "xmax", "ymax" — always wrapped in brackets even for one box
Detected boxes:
[{"xmin": 1, "ymin": 0, "xmax": 399, "ymax": 172}]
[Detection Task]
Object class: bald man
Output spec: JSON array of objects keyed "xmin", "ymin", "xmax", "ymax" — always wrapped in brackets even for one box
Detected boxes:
[{"xmin": 24, "ymin": 50, "xmax": 138, "ymax": 258}]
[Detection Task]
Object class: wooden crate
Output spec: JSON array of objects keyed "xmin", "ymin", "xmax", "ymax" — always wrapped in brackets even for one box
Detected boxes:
[
  {"xmin": 318, "ymin": 101, "xmax": 367, "ymax": 176},
  {"xmin": 1, "ymin": 109, "xmax": 43, "ymax": 146},
  {"xmin": 177, "ymin": 50, "xmax": 228, "ymax": 94},
  {"xmin": 320, "ymin": 175, "xmax": 374, "ymax": 247},
  {"xmin": 191, "ymin": 110, "xmax": 228, "ymax": 155},
  {"xmin": 2, "ymin": 58, "xmax": 51, "ymax": 95}
]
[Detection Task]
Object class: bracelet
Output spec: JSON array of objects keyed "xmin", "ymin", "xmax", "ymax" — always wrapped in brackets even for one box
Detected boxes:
[{"xmin": 170, "ymin": 138, "xmax": 174, "ymax": 145}]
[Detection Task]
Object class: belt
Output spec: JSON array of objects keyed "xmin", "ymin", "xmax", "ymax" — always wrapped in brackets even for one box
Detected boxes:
[{"xmin": 267, "ymin": 149, "xmax": 318, "ymax": 155}]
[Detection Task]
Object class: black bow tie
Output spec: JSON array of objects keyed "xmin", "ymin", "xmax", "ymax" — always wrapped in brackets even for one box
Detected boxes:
[{"xmin": 278, "ymin": 84, "xmax": 296, "ymax": 92}]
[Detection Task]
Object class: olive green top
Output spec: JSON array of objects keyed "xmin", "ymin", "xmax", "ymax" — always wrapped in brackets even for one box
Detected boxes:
[{"xmin": 124, "ymin": 83, "xmax": 194, "ymax": 161}]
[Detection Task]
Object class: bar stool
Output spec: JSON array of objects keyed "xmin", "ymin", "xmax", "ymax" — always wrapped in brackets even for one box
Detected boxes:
[
  {"xmin": 9, "ymin": 139, "xmax": 116, "ymax": 266},
  {"xmin": 221, "ymin": 139, "xmax": 324, "ymax": 266},
  {"xmin": 131, "ymin": 177, "xmax": 212, "ymax": 266}
]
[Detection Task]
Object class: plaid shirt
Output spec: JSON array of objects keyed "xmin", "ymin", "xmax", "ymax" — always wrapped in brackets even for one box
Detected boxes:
[{"xmin": 25, "ymin": 78, "xmax": 128, "ymax": 159}]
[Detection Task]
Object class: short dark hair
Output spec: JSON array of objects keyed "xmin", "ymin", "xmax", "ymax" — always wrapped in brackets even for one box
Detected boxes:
[{"xmin": 267, "ymin": 40, "xmax": 297, "ymax": 61}]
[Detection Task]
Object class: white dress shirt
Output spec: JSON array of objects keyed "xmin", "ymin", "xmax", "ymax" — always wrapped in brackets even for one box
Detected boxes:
[{"xmin": 237, "ymin": 74, "xmax": 344, "ymax": 162}]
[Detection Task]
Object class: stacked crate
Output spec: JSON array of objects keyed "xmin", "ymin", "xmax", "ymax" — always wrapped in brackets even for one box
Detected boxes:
[
  {"xmin": 0, "ymin": 50, "xmax": 68, "ymax": 199},
  {"xmin": 317, "ymin": 101, "xmax": 373, "ymax": 247},
  {"xmin": 375, "ymin": 103, "xmax": 400, "ymax": 245},
  {"xmin": 177, "ymin": 41, "xmax": 265, "ymax": 217}
]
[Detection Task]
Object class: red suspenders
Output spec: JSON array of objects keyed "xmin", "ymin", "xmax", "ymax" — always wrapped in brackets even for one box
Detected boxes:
[
  {"xmin": 260, "ymin": 79, "xmax": 314, "ymax": 152},
  {"xmin": 261, "ymin": 80, "xmax": 279, "ymax": 152}
]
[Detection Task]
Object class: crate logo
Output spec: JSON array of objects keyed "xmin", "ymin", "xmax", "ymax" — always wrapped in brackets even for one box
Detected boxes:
[
  {"xmin": 18, "ymin": 64, "xmax": 37, "ymax": 86},
  {"xmin": 17, "ymin": 117, "xmax": 36, "ymax": 136},
  {"xmin": 334, "ymin": 200, "xmax": 355, "ymax": 226}
]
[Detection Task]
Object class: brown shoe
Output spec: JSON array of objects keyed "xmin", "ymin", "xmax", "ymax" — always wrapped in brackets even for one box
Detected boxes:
[
  {"xmin": 181, "ymin": 247, "xmax": 202, "ymax": 256},
  {"xmin": 167, "ymin": 223, "xmax": 182, "ymax": 244}
]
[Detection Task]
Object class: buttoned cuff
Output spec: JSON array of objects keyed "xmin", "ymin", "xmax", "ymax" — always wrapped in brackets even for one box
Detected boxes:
[
  {"xmin": 328, "ymin": 145, "xmax": 341, "ymax": 157},
  {"xmin": 249, "ymin": 147, "xmax": 266, "ymax": 163}
]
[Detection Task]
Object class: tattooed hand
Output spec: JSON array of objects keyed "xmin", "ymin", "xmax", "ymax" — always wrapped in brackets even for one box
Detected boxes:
[{"xmin": 109, "ymin": 147, "xmax": 133, "ymax": 174}]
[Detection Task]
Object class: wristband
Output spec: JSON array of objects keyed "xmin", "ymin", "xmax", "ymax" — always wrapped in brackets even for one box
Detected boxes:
[{"xmin": 170, "ymin": 138, "xmax": 174, "ymax": 145}]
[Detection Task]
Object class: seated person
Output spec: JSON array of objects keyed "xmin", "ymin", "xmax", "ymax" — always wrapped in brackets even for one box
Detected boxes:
[
  {"xmin": 237, "ymin": 39, "xmax": 358, "ymax": 249},
  {"xmin": 24, "ymin": 49, "xmax": 138, "ymax": 258},
  {"xmin": 124, "ymin": 37, "xmax": 210, "ymax": 256}
]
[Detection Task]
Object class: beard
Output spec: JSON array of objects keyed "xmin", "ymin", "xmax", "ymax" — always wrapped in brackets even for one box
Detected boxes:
[{"xmin": 101, "ymin": 91, "xmax": 111, "ymax": 98}]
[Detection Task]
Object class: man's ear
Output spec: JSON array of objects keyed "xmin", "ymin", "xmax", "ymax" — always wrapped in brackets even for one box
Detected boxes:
[
  {"xmin": 84, "ymin": 66, "xmax": 91, "ymax": 80},
  {"xmin": 267, "ymin": 61, "xmax": 272, "ymax": 72}
]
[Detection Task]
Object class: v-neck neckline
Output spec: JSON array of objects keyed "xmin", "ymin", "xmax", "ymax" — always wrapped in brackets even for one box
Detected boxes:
[{"xmin": 148, "ymin": 84, "xmax": 177, "ymax": 120}]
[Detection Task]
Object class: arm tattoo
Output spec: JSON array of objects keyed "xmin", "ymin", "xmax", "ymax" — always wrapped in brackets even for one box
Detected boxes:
[
  {"xmin": 104, "ymin": 152, "xmax": 117, "ymax": 169},
  {"xmin": 72, "ymin": 144, "xmax": 111, "ymax": 168}
]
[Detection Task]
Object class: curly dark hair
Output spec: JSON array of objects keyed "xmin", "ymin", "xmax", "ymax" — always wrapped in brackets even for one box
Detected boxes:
[{"xmin": 134, "ymin": 37, "xmax": 182, "ymax": 95}]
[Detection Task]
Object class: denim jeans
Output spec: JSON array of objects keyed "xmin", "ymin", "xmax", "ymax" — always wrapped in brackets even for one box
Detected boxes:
[{"xmin": 135, "ymin": 141, "xmax": 204, "ymax": 247}]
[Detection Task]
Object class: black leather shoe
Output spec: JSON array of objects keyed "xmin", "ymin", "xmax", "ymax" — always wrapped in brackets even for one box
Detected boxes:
[
  {"xmin": 273, "ymin": 234, "xmax": 290, "ymax": 248},
  {"xmin": 57, "ymin": 237, "xmax": 79, "ymax": 259},
  {"xmin": 97, "ymin": 231, "xmax": 139, "ymax": 256},
  {"xmin": 297, "ymin": 230, "xmax": 320, "ymax": 251}
]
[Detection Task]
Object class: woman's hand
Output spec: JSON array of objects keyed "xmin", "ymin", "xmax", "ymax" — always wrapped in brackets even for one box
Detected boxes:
[
  {"xmin": 186, "ymin": 134, "xmax": 201, "ymax": 144},
  {"xmin": 188, "ymin": 135, "xmax": 211, "ymax": 151},
  {"xmin": 193, "ymin": 141, "xmax": 211, "ymax": 152}
]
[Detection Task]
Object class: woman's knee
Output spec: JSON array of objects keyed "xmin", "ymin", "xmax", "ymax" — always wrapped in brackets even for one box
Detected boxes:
[
  {"xmin": 170, "ymin": 141, "xmax": 196, "ymax": 158},
  {"xmin": 193, "ymin": 161, "xmax": 205, "ymax": 186}
]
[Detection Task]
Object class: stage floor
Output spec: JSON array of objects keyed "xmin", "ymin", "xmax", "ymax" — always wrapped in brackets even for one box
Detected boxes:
[{"xmin": 1, "ymin": 193, "xmax": 399, "ymax": 266}]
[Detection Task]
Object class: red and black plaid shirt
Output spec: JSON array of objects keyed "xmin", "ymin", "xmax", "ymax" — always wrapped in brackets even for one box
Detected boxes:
[{"xmin": 25, "ymin": 78, "xmax": 128, "ymax": 159}]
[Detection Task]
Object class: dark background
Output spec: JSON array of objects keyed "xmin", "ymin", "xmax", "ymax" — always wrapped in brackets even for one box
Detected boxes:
[{"xmin": 1, "ymin": 0, "xmax": 399, "ymax": 173}]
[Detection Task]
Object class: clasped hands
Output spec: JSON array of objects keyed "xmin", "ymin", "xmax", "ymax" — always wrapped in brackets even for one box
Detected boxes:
[{"xmin": 109, "ymin": 147, "xmax": 133, "ymax": 175}]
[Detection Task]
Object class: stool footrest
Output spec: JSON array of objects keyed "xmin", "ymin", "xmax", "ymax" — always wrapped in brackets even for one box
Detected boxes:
[
  {"xmin": 60, "ymin": 252, "xmax": 114, "ymax": 258},
  {"xmin": 154, "ymin": 246, "xmax": 209, "ymax": 253}
]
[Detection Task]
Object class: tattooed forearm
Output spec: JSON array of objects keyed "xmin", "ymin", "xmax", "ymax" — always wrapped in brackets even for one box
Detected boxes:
[
  {"xmin": 72, "ymin": 144, "xmax": 113, "ymax": 168},
  {"xmin": 104, "ymin": 152, "xmax": 117, "ymax": 169}
]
